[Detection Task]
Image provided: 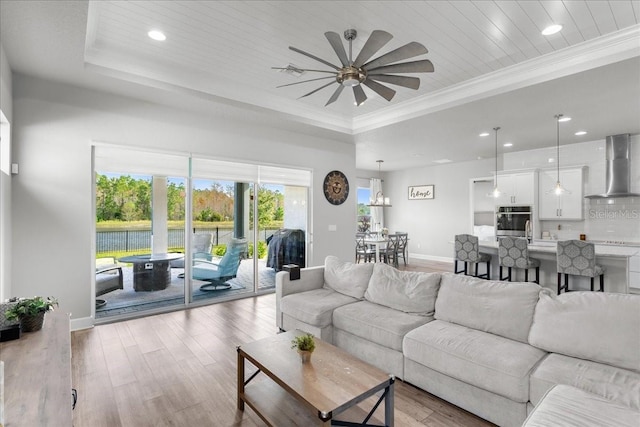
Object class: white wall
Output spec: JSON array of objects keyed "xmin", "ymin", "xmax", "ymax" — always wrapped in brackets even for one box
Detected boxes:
[
  {"xmin": 384, "ymin": 158, "xmax": 495, "ymax": 260},
  {"xmin": 11, "ymin": 74, "xmax": 356, "ymax": 322},
  {"xmin": 0, "ymin": 42, "xmax": 13, "ymax": 301}
]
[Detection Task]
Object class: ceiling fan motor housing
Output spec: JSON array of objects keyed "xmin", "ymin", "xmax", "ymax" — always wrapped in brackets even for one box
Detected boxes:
[{"xmin": 337, "ymin": 66, "xmax": 366, "ymax": 87}]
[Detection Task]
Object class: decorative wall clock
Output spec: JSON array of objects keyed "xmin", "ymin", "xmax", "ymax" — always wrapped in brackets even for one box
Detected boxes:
[{"xmin": 323, "ymin": 170, "xmax": 349, "ymax": 205}]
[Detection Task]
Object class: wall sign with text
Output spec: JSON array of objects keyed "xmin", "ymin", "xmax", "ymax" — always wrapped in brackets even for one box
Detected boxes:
[{"xmin": 408, "ymin": 185, "xmax": 434, "ymax": 200}]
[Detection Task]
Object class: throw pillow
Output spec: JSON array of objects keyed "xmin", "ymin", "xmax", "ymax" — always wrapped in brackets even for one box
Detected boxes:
[
  {"xmin": 364, "ymin": 262, "xmax": 441, "ymax": 316},
  {"xmin": 323, "ymin": 256, "xmax": 374, "ymax": 299}
]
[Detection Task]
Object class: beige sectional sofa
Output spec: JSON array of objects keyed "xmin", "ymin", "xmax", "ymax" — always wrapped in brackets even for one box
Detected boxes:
[{"xmin": 276, "ymin": 256, "xmax": 640, "ymax": 427}]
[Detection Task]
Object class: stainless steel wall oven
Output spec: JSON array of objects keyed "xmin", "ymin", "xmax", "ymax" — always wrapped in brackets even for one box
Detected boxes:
[{"xmin": 496, "ymin": 206, "xmax": 532, "ymax": 239}]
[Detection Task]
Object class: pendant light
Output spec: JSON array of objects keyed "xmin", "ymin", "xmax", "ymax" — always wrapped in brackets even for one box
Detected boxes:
[
  {"xmin": 491, "ymin": 127, "xmax": 501, "ymax": 198},
  {"xmin": 367, "ymin": 160, "xmax": 392, "ymax": 207},
  {"xmin": 547, "ymin": 114, "xmax": 571, "ymax": 195}
]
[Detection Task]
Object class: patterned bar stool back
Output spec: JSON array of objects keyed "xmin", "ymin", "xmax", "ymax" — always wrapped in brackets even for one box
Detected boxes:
[
  {"xmin": 557, "ymin": 240, "xmax": 605, "ymax": 293},
  {"xmin": 498, "ymin": 237, "xmax": 540, "ymax": 283},
  {"xmin": 454, "ymin": 234, "xmax": 491, "ymax": 279},
  {"xmin": 455, "ymin": 234, "xmax": 481, "ymax": 262}
]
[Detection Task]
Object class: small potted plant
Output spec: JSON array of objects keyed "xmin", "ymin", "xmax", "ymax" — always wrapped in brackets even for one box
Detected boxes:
[
  {"xmin": 291, "ymin": 333, "xmax": 316, "ymax": 363},
  {"xmin": 4, "ymin": 296, "xmax": 58, "ymax": 333}
]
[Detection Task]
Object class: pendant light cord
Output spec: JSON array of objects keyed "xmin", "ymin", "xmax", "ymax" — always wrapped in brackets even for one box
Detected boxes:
[
  {"xmin": 493, "ymin": 127, "xmax": 500, "ymax": 187},
  {"xmin": 555, "ymin": 114, "xmax": 562, "ymax": 183}
]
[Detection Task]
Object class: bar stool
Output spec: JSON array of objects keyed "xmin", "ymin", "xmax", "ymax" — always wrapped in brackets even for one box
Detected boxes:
[
  {"xmin": 498, "ymin": 237, "xmax": 540, "ymax": 283},
  {"xmin": 557, "ymin": 240, "xmax": 605, "ymax": 294},
  {"xmin": 454, "ymin": 234, "xmax": 491, "ymax": 279}
]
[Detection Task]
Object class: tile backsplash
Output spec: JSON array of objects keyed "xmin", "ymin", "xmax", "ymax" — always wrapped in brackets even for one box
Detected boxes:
[
  {"xmin": 504, "ymin": 136, "xmax": 640, "ymax": 244},
  {"xmin": 541, "ymin": 198, "xmax": 640, "ymax": 243}
]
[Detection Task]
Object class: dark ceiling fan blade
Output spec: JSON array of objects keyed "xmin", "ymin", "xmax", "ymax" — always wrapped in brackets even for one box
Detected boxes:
[
  {"xmin": 325, "ymin": 32, "xmax": 350, "ymax": 67},
  {"xmin": 277, "ymin": 76, "xmax": 336, "ymax": 88},
  {"xmin": 368, "ymin": 74, "xmax": 420, "ymax": 90},
  {"xmin": 353, "ymin": 30, "xmax": 393, "ymax": 68},
  {"xmin": 271, "ymin": 67, "xmax": 338, "ymax": 74},
  {"xmin": 363, "ymin": 79, "xmax": 396, "ymax": 102},
  {"xmin": 289, "ymin": 46, "xmax": 341, "ymax": 71},
  {"xmin": 353, "ymin": 85, "xmax": 367, "ymax": 106},
  {"xmin": 368, "ymin": 59, "xmax": 435, "ymax": 75},
  {"xmin": 363, "ymin": 42, "xmax": 428, "ymax": 70},
  {"xmin": 298, "ymin": 81, "xmax": 337, "ymax": 99},
  {"xmin": 325, "ymin": 85, "xmax": 345, "ymax": 106}
]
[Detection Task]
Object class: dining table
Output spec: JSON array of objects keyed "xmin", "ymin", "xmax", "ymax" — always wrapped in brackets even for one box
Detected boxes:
[{"xmin": 363, "ymin": 235, "xmax": 388, "ymax": 263}]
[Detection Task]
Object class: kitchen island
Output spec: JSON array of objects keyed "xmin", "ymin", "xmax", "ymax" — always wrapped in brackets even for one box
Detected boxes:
[{"xmin": 479, "ymin": 240, "xmax": 639, "ymax": 294}]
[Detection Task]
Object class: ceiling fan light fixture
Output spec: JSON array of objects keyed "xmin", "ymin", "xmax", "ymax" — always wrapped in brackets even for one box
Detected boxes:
[{"xmin": 342, "ymin": 77, "xmax": 361, "ymax": 87}]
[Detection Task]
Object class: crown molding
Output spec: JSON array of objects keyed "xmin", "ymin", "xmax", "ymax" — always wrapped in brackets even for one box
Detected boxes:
[{"xmin": 352, "ymin": 25, "xmax": 640, "ymax": 134}]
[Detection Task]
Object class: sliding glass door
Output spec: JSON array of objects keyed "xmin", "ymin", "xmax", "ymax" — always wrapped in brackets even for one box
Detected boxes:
[
  {"xmin": 94, "ymin": 146, "xmax": 310, "ymax": 320},
  {"xmin": 94, "ymin": 146, "xmax": 188, "ymax": 318}
]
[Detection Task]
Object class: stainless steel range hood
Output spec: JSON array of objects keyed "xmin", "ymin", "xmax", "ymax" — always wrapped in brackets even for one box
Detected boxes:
[{"xmin": 585, "ymin": 134, "xmax": 640, "ymax": 199}]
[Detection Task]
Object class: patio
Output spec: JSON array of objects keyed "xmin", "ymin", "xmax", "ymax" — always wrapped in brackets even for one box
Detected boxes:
[{"xmin": 96, "ymin": 258, "xmax": 276, "ymax": 319}]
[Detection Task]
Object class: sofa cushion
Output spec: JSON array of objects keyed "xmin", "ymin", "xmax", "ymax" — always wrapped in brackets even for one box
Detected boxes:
[
  {"xmin": 529, "ymin": 353, "xmax": 640, "ymax": 411},
  {"xmin": 333, "ymin": 301, "xmax": 432, "ymax": 351},
  {"xmin": 523, "ymin": 385, "xmax": 640, "ymax": 427},
  {"xmin": 403, "ymin": 320, "xmax": 547, "ymax": 402},
  {"xmin": 280, "ymin": 288, "xmax": 358, "ymax": 328},
  {"xmin": 434, "ymin": 272, "xmax": 541, "ymax": 343},
  {"xmin": 364, "ymin": 263, "xmax": 440, "ymax": 316},
  {"xmin": 528, "ymin": 291, "xmax": 640, "ymax": 372},
  {"xmin": 323, "ymin": 256, "xmax": 373, "ymax": 299}
]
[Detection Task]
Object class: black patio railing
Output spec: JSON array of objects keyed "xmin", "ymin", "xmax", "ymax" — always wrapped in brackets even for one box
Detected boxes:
[{"xmin": 96, "ymin": 226, "xmax": 279, "ymax": 254}]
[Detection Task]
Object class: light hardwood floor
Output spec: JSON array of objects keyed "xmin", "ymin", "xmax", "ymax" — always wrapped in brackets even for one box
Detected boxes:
[{"xmin": 71, "ymin": 259, "xmax": 494, "ymax": 426}]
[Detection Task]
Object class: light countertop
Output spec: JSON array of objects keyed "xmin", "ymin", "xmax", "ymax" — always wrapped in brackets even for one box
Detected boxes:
[{"xmin": 479, "ymin": 241, "xmax": 640, "ymax": 258}]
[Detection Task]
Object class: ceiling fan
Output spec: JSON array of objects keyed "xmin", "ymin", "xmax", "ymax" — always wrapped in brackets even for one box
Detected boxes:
[{"xmin": 273, "ymin": 29, "xmax": 434, "ymax": 107}]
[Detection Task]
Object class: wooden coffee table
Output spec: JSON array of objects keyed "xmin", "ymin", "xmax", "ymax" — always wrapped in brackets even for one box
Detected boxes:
[{"xmin": 237, "ymin": 330, "xmax": 395, "ymax": 426}]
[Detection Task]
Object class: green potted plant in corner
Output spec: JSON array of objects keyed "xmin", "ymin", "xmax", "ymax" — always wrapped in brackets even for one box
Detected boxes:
[
  {"xmin": 4, "ymin": 296, "xmax": 58, "ymax": 333},
  {"xmin": 291, "ymin": 332, "xmax": 316, "ymax": 363}
]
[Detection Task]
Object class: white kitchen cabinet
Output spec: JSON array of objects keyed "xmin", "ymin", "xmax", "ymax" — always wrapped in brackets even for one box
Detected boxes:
[
  {"xmin": 538, "ymin": 167, "xmax": 585, "ymax": 220},
  {"xmin": 494, "ymin": 172, "xmax": 536, "ymax": 206}
]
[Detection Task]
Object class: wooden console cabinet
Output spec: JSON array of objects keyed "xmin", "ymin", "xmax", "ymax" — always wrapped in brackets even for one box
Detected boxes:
[{"xmin": 0, "ymin": 311, "xmax": 73, "ymax": 426}]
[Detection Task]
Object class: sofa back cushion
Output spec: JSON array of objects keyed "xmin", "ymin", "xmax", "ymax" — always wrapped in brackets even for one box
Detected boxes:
[
  {"xmin": 529, "ymin": 291, "xmax": 640, "ymax": 372},
  {"xmin": 364, "ymin": 262, "xmax": 441, "ymax": 316},
  {"xmin": 435, "ymin": 272, "xmax": 541, "ymax": 343},
  {"xmin": 323, "ymin": 256, "xmax": 373, "ymax": 299}
]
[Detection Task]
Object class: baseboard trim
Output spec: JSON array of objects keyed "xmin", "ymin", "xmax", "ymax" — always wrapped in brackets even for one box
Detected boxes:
[{"xmin": 70, "ymin": 316, "xmax": 94, "ymax": 331}]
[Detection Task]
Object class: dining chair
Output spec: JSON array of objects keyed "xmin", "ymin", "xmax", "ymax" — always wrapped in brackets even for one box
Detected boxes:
[
  {"xmin": 355, "ymin": 235, "xmax": 374, "ymax": 263},
  {"xmin": 380, "ymin": 234, "xmax": 400, "ymax": 267},
  {"xmin": 392, "ymin": 232, "xmax": 409, "ymax": 266}
]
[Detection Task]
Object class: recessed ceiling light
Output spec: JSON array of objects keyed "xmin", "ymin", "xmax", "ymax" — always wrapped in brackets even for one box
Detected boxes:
[
  {"xmin": 542, "ymin": 24, "xmax": 562, "ymax": 35},
  {"xmin": 433, "ymin": 159, "xmax": 452, "ymax": 164},
  {"xmin": 575, "ymin": 131, "xmax": 587, "ymax": 136},
  {"xmin": 479, "ymin": 132, "xmax": 490, "ymax": 137},
  {"xmin": 558, "ymin": 116, "xmax": 571, "ymax": 122},
  {"xmin": 503, "ymin": 143, "xmax": 513, "ymax": 147},
  {"xmin": 548, "ymin": 158, "xmax": 555, "ymax": 163},
  {"xmin": 148, "ymin": 30, "xmax": 166, "ymax": 41}
]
